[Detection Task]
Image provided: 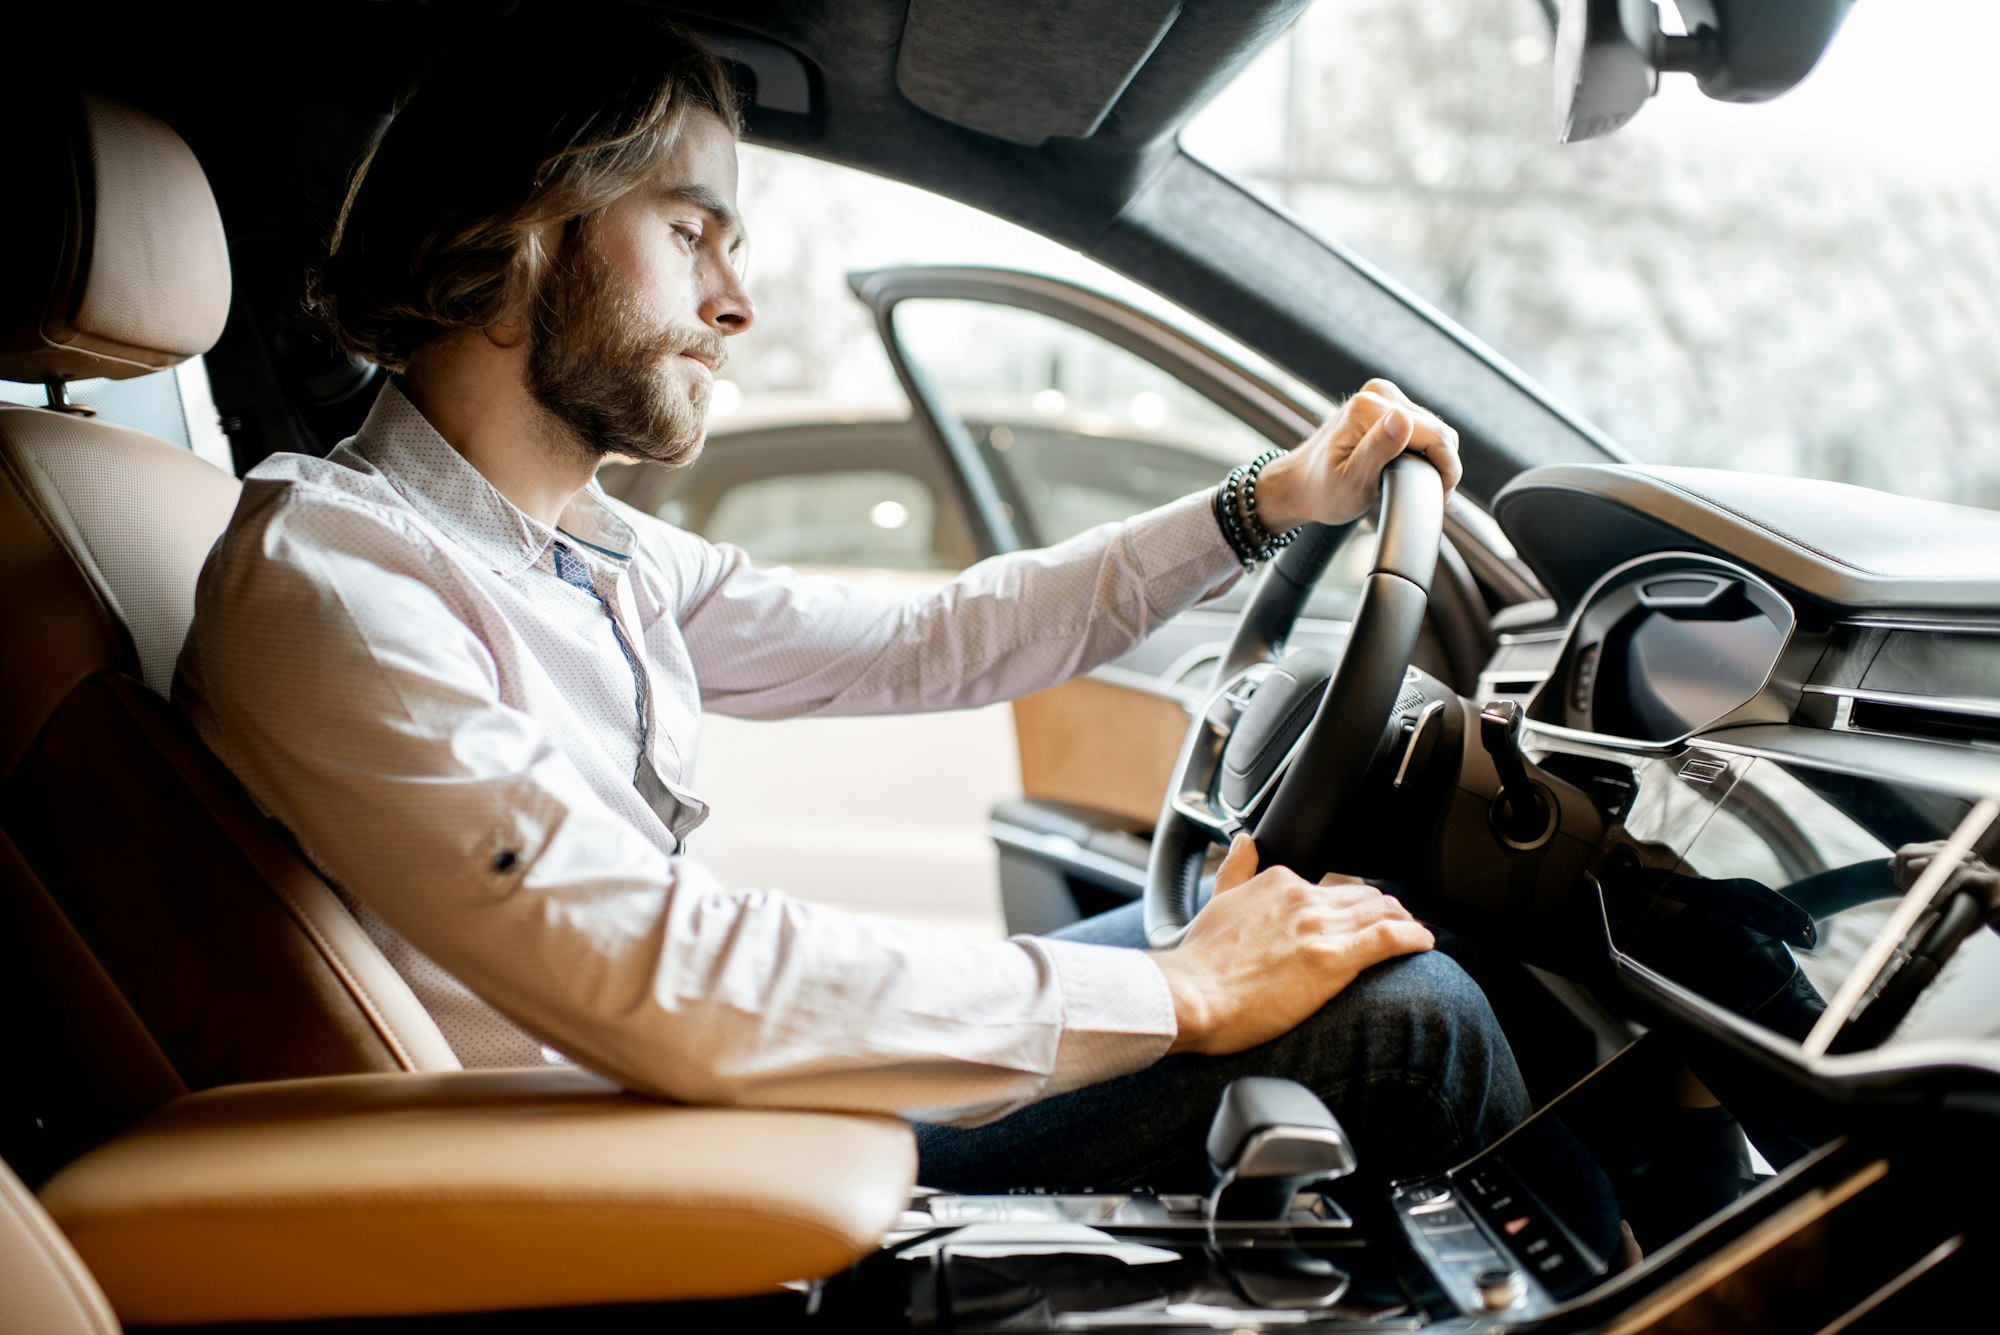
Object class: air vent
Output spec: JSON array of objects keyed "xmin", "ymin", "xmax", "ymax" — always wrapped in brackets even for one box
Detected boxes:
[
  {"xmin": 1803, "ymin": 687, "xmax": 2000, "ymax": 746},
  {"xmin": 1847, "ymin": 696, "xmax": 2000, "ymax": 745}
]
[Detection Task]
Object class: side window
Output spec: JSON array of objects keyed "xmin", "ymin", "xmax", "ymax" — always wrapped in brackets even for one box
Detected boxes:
[
  {"xmin": 883, "ymin": 296, "xmax": 1371, "ymax": 624},
  {"xmin": 705, "ymin": 469, "xmax": 944, "ymax": 569},
  {"xmin": 0, "ymin": 361, "xmax": 233, "ymax": 473},
  {"xmin": 0, "ymin": 370, "xmax": 188, "ymax": 444},
  {"xmin": 889, "ymin": 300, "xmax": 1275, "ymax": 547},
  {"xmin": 601, "ymin": 421, "xmax": 977, "ymax": 572}
]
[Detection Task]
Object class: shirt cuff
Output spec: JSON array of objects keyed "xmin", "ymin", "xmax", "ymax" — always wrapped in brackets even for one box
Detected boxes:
[{"xmin": 1017, "ymin": 935, "xmax": 1178, "ymax": 1100}]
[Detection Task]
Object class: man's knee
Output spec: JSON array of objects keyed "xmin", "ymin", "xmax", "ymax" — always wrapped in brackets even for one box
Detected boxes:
[
  {"xmin": 1333, "ymin": 948, "xmax": 1507, "ymax": 1061},
  {"xmin": 1300, "ymin": 949, "xmax": 1529, "ymax": 1168}
]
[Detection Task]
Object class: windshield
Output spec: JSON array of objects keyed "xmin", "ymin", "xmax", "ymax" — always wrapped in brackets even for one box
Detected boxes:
[{"xmin": 1185, "ymin": 0, "xmax": 2000, "ymax": 511}]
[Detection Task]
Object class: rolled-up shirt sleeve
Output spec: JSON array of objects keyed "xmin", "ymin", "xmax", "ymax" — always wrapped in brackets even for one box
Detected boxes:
[{"xmin": 178, "ymin": 485, "xmax": 1218, "ymax": 1125}]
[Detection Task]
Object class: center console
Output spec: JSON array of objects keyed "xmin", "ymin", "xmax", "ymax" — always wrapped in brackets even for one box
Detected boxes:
[{"xmin": 870, "ymin": 1037, "xmax": 1817, "ymax": 1330}]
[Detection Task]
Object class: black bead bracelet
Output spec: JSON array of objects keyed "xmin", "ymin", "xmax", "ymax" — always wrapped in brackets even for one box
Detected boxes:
[{"xmin": 1211, "ymin": 448, "xmax": 1298, "ymax": 568}]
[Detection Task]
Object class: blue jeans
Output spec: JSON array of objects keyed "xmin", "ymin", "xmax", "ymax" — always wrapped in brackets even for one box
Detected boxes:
[{"xmin": 915, "ymin": 901, "xmax": 1531, "ymax": 1191}]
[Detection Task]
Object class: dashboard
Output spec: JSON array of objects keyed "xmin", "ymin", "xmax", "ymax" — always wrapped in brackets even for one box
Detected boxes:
[
  {"xmin": 1361, "ymin": 461, "xmax": 2000, "ymax": 1319},
  {"xmin": 1485, "ymin": 463, "xmax": 2000, "ymax": 1074}
]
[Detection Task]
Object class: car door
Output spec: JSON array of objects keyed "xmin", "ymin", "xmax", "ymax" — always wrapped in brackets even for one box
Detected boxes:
[{"xmin": 848, "ymin": 266, "xmax": 1433, "ymax": 933}]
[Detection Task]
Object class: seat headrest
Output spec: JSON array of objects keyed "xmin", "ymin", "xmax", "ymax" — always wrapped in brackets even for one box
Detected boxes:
[{"xmin": 0, "ymin": 89, "xmax": 230, "ymax": 386}]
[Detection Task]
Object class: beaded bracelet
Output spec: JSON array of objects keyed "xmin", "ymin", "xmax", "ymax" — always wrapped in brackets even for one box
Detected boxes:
[
  {"xmin": 1211, "ymin": 449, "xmax": 1298, "ymax": 568},
  {"xmin": 1214, "ymin": 465, "xmax": 1257, "ymax": 569},
  {"xmin": 1241, "ymin": 448, "xmax": 1296, "ymax": 555}
]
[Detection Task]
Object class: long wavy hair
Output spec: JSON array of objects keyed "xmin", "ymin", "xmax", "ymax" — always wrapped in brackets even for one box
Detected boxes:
[{"xmin": 309, "ymin": 4, "xmax": 739, "ymax": 372}]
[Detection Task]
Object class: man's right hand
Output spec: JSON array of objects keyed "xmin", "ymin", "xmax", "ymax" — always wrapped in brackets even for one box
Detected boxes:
[{"xmin": 1153, "ymin": 835, "xmax": 1435, "ymax": 1056}]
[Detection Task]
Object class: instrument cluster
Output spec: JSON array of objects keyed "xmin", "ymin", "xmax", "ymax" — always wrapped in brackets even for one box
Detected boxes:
[{"xmin": 1528, "ymin": 552, "xmax": 1795, "ymax": 744}]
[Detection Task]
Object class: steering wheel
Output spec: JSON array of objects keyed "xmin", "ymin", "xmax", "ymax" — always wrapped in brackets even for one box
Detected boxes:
[{"xmin": 1145, "ymin": 455, "xmax": 1447, "ymax": 947}]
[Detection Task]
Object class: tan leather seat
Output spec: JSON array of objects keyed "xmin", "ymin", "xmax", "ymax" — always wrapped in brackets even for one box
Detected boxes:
[
  {"xmin": 0, "ymin": 92, "xmax": 459, "ymax": 1165},
  {"xmin": 39, "ymin": 1068, "xmax": 916, "ymax": 1323},
  {"xmin": 0, "ymin": 1158, "xmax": 118, "ymax": 1335},
  {"xmin": 1, "ymin": 87, "xmax": 916, "ymax": 1323}
]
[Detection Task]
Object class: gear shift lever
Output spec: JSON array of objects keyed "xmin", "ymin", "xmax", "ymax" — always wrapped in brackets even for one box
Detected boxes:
[
  {"xmin": 1206, "ymin": 1078, "xmax": 1357, "ymax": 1221},
  {"xmin": 1480, "ymin": 700, "xmax": 1554, "ymax": 848}
]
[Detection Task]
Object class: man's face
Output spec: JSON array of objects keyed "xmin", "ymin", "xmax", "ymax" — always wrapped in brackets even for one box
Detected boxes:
[{"xmin": 526, "ymin": 109, "xmax": 754, "ymax": 468}]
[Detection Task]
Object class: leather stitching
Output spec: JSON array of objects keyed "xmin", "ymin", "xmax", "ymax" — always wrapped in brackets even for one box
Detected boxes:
[{"xmin": 59, "ymin": 1197, "xmax": 884, "ymax": 1236}]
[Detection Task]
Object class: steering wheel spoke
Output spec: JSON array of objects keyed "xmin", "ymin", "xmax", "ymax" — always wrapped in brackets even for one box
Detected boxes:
[{"xmin": 1168, "ymin": 664, "xmax": 1276, "ymax": 844}]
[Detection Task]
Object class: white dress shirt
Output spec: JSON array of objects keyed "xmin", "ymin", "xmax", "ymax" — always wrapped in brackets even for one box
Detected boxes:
[{"xmin": 176, "ymin": 381, "xmax": 1241, "ymax": 1125}]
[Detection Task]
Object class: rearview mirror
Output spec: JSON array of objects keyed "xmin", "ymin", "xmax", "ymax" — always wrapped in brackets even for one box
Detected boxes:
[{"xmin": 1555, "ymin": 0, "xmax": 1856, "ymax": 143}]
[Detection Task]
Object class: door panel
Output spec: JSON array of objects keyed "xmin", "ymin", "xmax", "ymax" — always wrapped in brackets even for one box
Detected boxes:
[{"xmin": 1012, "ymin": 675, "xmax": 1191, "ymax": 829}]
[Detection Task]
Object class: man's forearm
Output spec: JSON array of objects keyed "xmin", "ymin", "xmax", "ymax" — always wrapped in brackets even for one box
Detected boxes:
[{"xmin": 686, "ymin": 489, "xmax": 1242, "ymax": 720}]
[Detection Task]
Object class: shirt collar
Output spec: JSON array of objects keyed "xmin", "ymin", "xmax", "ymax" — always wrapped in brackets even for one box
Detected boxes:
[{"xmin": 348, "ymin": 379, "xmax": 636, "ymax": 576}]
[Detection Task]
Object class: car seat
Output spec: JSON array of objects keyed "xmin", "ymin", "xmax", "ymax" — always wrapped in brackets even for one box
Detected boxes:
[
  {"xmin": 0, "ymin": 87, "xmax": 913, "ymax": 1324},
  {"xmin": 0, "ymin": 89, "xmax": 461, "ymax": 1184}
]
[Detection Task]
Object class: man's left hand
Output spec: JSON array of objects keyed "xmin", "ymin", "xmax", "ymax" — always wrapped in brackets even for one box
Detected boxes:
[{"xmin": 1251, "ymin": 377, "xmax": 1462, "ymax": 532}]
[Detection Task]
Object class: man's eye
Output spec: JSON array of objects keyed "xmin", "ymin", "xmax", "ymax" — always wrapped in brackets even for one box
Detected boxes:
[{"xmin": 672, "ymin": 226, "xmax": 701, "ymax": 251}]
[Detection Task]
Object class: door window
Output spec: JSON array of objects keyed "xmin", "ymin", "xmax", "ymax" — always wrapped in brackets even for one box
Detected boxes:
[
  {"xmin": 890, "ymin": 299, "xmax": 1276, "ymax": 547},
  {"xmin": 0, "ymin": 359, "xmax": 233, "ymax": 473},
  {"xmin": 705, "ymin": 468, "xmax": 945, "ymax": 569},
  {"xmin": 600, "ymin": 419, "xmax": 977, "ymax": 571}
]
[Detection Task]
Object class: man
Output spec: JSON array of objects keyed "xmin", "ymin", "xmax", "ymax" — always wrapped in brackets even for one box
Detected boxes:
[{"xmin": 177, "ymin": 7, "xmax": 1528, "ymax": 1190}]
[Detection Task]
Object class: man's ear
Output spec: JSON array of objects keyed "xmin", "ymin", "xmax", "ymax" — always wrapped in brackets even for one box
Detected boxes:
[{"xmin": 484, "ymin": 312, "xmax": 531, "ymax": 351}]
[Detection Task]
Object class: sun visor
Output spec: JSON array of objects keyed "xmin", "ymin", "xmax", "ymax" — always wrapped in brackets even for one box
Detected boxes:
[{"xmin": 896, "ymin": 0, "xmax": 1182, "ymax": 146}]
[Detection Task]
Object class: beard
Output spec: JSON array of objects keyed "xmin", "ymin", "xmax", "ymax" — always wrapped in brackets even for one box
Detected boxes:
[{"xmin": 524, "ymin": 237, "xmax": 727, "ymax": 469}]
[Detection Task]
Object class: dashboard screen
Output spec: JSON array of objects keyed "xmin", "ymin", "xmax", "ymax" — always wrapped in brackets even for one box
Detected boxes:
[
  {"xmin": 1535, "ymin": 556, "xmax": 1796, "ymax": 744},
  {"xmin": 1617, "ymin": 607, "xmax": 1789, "ymax": 740}
]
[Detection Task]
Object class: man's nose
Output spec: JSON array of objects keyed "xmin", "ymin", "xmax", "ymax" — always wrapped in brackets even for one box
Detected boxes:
[{"xmin": 700, "ymin": 267, "xmax": 755, "ymax": 335}]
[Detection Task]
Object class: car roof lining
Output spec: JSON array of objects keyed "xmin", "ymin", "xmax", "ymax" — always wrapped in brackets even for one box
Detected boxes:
[
  {"xmin": 895, "ymin": 0, "xmax": 1182, "ymax": 147},
  {"xmin": 667, "ymin": 0, "xmax": 1315, "ymax": 234}
]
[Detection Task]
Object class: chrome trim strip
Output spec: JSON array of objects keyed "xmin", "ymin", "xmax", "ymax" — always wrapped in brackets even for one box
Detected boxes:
[
  {"xmin": 1524, "ymin": 718, "xmax": 2000, "ymax": 795},
  {"xmin": 1517, "ymin": 719, "xmax": 1684, "ymax": 761},
  {"xmin": 1843, "ymin": 615, "xmax": 2000, "ymax": 635}
]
